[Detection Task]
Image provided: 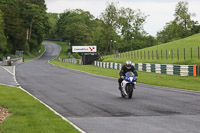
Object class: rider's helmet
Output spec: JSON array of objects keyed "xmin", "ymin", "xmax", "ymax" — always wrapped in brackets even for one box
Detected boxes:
[{"xmin": 125, "ymin": 61, "xmax": 132, "ymax": 69}]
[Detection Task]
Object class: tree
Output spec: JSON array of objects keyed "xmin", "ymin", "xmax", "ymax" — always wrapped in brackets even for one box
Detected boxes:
[
  {"xmin": 100, "ymin": 2, "xmax": 153, "ymax": 53},
  {"xmin": 118, "ymin": 7, "xmax": 148, "ymax": 51},
  {"xmin": 0, "ymin": 0, "xmax": 49, "ymax": 54},
  {"xmin": 157, "ymin": 1, "xmax": 200, "ymax": 43},
  {"xmin": 174, "ymin": 2, "xmax": 194, "ymax": 32},
  {"xmin": 100, "ymin": 2, "xmax": 119, "ymax": 54},
  {"xmin": 46, "ymin": 13, "xmax": 59, "ymax": 39},
  {"xmin": 56, "ymin": 9, "xmax": 94, "ymax": 46},
  {"xmin": 0, "ymin": 1, "xmax": 26, "ymax": 53},
  {"xmin": 64, "ymin": 23, "xmax": 92, "ymax": 46},
  {"xmin": 22, "ymin": 3, "xmax": 49, "ymax": 52},
  {"xmin": 0, "ymin": 9, "xmax": 7, "ymax": 54}
]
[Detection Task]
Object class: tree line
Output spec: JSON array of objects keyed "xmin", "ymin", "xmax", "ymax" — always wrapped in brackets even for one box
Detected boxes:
[
  {"xmin": 46, "ymin": 1, "xmax": 200, "ymax": 55},
  {"xmin": 1, "ymin": 1, "xmax": 199, "ymax": 56},
  {"xmin": 46, "ymin": 2, "xmax": 157, "ymax": 55},
  {"xmin": 0, "ymin": 0, "xmax": 49, "ymax": 56}
]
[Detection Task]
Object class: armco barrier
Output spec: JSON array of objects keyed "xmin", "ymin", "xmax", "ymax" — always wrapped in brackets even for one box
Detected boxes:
[
  {"xmin": 59, "ymin": 58, "xmax": 80, "ymax": 64},
  {"xmin": 94, "ymin": 61, "xmax": 198, "ymax": 76},
  {"xmin": 2, "ymin": 58, "xmax": 24, "ymax": 66},
  {"xmin": 11, "ymin": 58, "xmax": 24, "ymax": 65}
]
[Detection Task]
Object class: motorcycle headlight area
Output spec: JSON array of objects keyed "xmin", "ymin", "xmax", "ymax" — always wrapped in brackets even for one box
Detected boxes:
[{"xmin": 129, "ymin": 77, "xmax": 134, "ymax": 82}]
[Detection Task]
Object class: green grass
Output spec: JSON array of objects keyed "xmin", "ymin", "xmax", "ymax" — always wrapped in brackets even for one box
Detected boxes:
[
  {"xmin": 0, "ymin": 85, "xmax": 79, "ymax": 133},
  {"xmin": 104, "ymin": 33, "xmax": 200, "ymax": 65}
]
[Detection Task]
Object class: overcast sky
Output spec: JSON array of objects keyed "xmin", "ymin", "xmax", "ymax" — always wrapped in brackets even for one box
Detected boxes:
[{"xmin": 45, "ymin": 0, "xmax": 200, "ymax": 36}]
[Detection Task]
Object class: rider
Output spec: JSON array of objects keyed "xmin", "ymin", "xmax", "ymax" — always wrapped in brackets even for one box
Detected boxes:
[{"xmin": 118, "ymin": 61, "xmax": 138, "ymax": 90}]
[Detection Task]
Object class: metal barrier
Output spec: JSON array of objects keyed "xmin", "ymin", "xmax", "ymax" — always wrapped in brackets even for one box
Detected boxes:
[
  {"xmin": 59, "ymin": 58, "xmax": 81, "ymax": 64},
  {"xmin": 2, "ymin": 58, "xmax": 24, "ymax": 66}
]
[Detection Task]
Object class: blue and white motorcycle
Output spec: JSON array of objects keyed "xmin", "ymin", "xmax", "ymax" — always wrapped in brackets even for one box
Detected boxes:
[{"xmin": 121, "ymin": 72, "xmax": 137, "ymax": 99}]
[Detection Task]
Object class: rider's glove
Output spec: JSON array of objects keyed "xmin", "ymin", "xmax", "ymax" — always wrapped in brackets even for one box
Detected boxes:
[{"xmin": 121, "ymin": 76, "xmax": 124, "ymax": 79}]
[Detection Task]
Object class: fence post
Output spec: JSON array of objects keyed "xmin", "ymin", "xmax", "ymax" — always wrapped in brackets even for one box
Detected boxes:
[
  {"xmin": 152, "ymin": 51, "xmax": 154, "ymax": 60},
  {"xmin": 177, "ymin": 48, "xmax": 179, "ymax": 60},
  {"xmin": 131, "ymin": 51, "xmax": 133, "ymax": 59},
  {"xmin": 198, "ymin": 46, "xmax": 200, "ymax": 59},
  {"xmin": 156, "ymin": 50, "xmax": 158, "ymax": 60},
  {"xmin": 128, "ymin": 52, "xmax": 129, "ymax": 59},
  {"xmin": 137, "ymin": 51, "xmax": 139, "ymax": 59},
  {"xmin": 171, "ymin": 49, "xmax": 173, "ymax": 60},
  {"xmin": 184, "ymin": 48, "xmax": 185, "ymax": 60},
  {"xmin": 144, "ymin": 51, "xmax": 146, "ymax": 60},
  {"xmin": 134, "ymin": 51, "xmax": 136, "ymax": 59}
]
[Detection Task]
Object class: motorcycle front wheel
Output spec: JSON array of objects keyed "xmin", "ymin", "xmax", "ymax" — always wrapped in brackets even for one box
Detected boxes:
[{"xmin": 127, "ymin": 84, "xmax": 133, "ymax": 99}]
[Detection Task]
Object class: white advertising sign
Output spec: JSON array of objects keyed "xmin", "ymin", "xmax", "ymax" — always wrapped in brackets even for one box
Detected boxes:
[{"xmin": 72, "ymin": 46, "xmax": 97, "ymax": 52}]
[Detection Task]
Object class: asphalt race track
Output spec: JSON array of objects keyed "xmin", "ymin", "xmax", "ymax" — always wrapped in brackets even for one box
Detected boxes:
[{"xmin": 16, "ymin": 42, "xmax": 200, "ymax": 133}]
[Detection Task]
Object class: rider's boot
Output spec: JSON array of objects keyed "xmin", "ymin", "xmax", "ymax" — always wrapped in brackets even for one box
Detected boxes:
[{"xmin": 118, "ymin": 85, "xmax": 122, "ymax": 91}]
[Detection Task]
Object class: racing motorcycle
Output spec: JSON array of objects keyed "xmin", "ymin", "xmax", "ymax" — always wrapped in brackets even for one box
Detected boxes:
[{"xmin": 120, "ymin": 72, "xmax": 137, "ymax": 99}]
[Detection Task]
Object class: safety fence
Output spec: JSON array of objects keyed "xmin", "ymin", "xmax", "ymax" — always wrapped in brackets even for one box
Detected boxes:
[
  {"xmin": 59, "ymin": 58, "xmax": 82, "ymax": 65},
  {"xmin": 94, "ymin": 61, "xmax": 199, "ymax": 76},
  {"xmin": 112, "ymin": 47, "xmax": 200, "ymax": 61},
  {"xmin": 1, "ymin": 57, "xmax": 24, "ymax": 66}
]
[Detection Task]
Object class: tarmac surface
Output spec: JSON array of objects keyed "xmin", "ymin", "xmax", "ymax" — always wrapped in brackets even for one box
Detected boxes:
[
  {"xmin": 0, "ymin": 66, "xmax": 17, "ymax": 87},
  {"xmin": 15, "ymin": 42, "xmax": 200, "ymax": 133}
]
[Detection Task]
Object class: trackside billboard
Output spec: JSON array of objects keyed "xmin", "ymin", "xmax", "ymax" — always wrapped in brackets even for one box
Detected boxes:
[{"xmin": 72, "ymin": 46, "xmax": 97, "ymax": 53}]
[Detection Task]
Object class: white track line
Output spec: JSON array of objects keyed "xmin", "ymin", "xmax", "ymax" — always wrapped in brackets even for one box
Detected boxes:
[
  {"xmin": 0, "ymin": 83, "xmax": 17, "ymax": 88},
  {"xmin": 1, "ymin": 66, "xmax": 14, "ymax": 76}
]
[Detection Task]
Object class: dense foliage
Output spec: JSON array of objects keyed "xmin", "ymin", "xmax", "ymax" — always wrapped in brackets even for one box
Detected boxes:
[
  {"xmin": 46, "ymin": 13, "xmax": 59, "ymax": 39},
  {"xmin": 47, "ymin": 2, "xmax": 157, "ymax": 55},
  {"xmin": 0, "ymin": 0, "xmax": 49, "ymax": 55},
  {"xmin": 157, "ymin": 1, "xmax": 200, "ymax": 43},
  {"xmin": 0, "ymin": 10, "xmax": 7, "ymax": 54}
]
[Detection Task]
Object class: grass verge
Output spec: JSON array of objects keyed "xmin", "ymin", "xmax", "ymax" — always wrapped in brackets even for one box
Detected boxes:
[{"xmin": 0, "ymin": 85, "xmax": 80, "ymax": 133}]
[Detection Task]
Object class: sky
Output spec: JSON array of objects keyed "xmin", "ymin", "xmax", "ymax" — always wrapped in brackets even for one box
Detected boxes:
[{"xmin": 45, "ymin": 0, "xmax": 200, "ymax": 36}]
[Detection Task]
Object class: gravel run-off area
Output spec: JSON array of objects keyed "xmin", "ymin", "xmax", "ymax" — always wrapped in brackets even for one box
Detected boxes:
[{"xmin": 0, "ymin": 107, "xmax": 11, "ymax": 125}]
